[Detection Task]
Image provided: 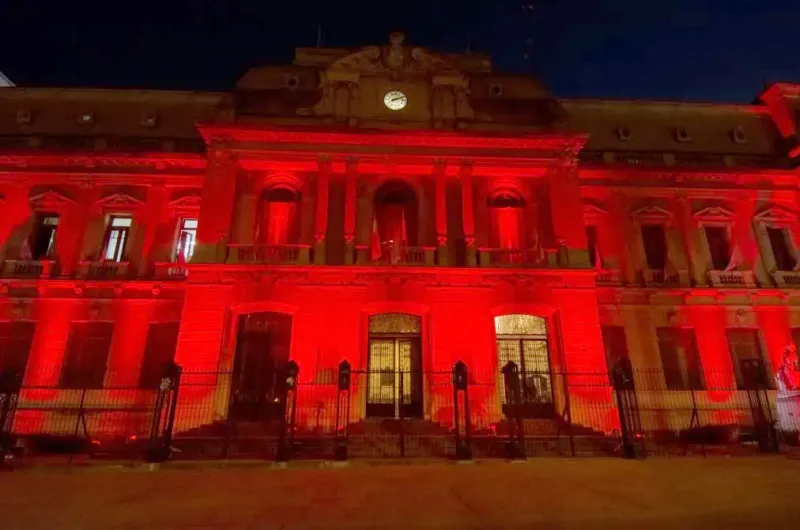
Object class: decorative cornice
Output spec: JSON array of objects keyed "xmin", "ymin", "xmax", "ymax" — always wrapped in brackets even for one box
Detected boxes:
[{"xmin": 0, "ymin": 154, "xmax": 206, "ymax": 171}]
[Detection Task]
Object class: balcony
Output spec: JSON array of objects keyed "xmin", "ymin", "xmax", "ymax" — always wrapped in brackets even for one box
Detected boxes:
[
  {"xmin": 76, "ymin": 261, "xmax": 131, "ymax": 280},
  {"xmin": 153, "ymin": 262, "xmax": 188, "ymax": 280},
  {"xmin": 227, "ymin": 244, "xmax": 311, "ymax": 265},
  {"xmin": 477, "ymin": 248, "xmax": 558, "ymax": 268},
  {"xmin": 708, "ymin": 270, "xmax": 757, "ymax": 288},
  {"xmin": 641, "ymin": 268, "xmax": 690, "ymax": 287},
  {"xmin": 596, "ymin": 269, "xmax": 623, "ymax": 285},
  {"xmin": 355, "ymin": 245, "xmax": 436, "ymax": 266},
  {"xmin": 774, "ymin": 270, "xmax": 800, "ymax": 288},
  {"xmin": 1, "ymin": 259, "xmax": 55, "ymax": 279}
]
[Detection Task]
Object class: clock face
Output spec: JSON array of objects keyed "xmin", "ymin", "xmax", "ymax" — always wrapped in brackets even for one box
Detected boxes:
[{"xmin": 383, "ymin": 90, "xmax": 408, "ymax": 111}]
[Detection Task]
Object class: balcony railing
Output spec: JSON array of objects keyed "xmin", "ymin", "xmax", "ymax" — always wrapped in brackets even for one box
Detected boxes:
[
  {"xmin": 709, "ymin": 270, "xmax": 757, "ymax": 288},
  {"xmin": 1, "ymin": 259, "xmax": 55, "ymax": 279},
  {"xmin": 76, "ymin": 260, "xmax": 130, "ymax": 280},
  {"xmin": 641, "ymin": 268, "xmax": 690, "ymax": 287},
  {"xmin": 153, "ymin": 262, "xmax": 188, "ymax": 280},
  {"xmin": 227, "ymin": 244, "xmax": 311, "ymax": 265},
  {"xmin": 477, "ymin": 248, "xmax": 558, "ymax": 268},
  {"xmin": 596, "ymin": 269, "xmax": 623, "ymax": 285},
  {"xmin": 355, "ymin": 245, "xmax": 436, "ymax": 266},
  {"xmin": 774, "ymin": 270, "xmax": 800, "ymax": 288}
]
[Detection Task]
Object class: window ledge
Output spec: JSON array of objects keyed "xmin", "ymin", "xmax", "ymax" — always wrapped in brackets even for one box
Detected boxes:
[
  {"xmin": 1, "ymin": 259, "xmax": 55, "ymax": 279},
  {"xmin": 76, "ymin": 260, "xmax": 130, "ymax": 280},
  {"xmin": 596, "ymin": 268, "xmax": 622, "ymax": 285},
  {"xmin": 641, "ymin": 268, "xmax": 690, "ymax": 287},
  {"xmin": 153, "ymin": 261, "xmax": 188, "ymax": 280},
  {"xmin": 774, "ymin": 270, "xmax": 800, "ymax": 287}
]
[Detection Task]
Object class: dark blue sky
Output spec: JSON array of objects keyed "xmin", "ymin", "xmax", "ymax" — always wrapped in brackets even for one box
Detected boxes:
[{"xmin": 2, "ymin": 0, "xmax": 799, "ymax": 102}]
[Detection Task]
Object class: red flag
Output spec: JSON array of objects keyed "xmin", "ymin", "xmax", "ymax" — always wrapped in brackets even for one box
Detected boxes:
[{"xmin": 370, "ymin": 216, "xmax": 381, "ymax": 261}]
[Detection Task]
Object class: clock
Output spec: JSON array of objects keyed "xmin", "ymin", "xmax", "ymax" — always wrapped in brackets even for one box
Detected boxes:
[{"xmin": 383, "ymin": 90, "xmax": 408, "ymax": 111}]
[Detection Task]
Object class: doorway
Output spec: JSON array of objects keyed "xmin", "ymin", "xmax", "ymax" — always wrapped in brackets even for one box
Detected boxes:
[
  {"xmin": 366, "ymin": 313, "xmax": 423, "ymax": 419},
  {"xmin": 229, "ymin": 312, "xmax": 292, "ymax": 421}
]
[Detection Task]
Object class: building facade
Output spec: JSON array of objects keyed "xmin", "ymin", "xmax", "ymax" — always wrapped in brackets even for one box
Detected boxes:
[{"xmin": 2, "ymin": 34, "xmax": 800, "ymax": 456}]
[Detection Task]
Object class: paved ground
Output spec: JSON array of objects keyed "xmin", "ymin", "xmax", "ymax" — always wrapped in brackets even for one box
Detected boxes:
[{"xmin": 0, "ymin": 457, "xmax": 798, "ymax": 529}]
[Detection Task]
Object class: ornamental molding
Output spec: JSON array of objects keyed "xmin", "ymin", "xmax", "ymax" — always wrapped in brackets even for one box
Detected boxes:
[
  {"xmin": 693, "ymin": 205, "xmax": 737, "ymax": 221},
  {"xmin": 753, "ymin": 205, "xmax": 797, "ymax": 223},
  {"xmin": 0, "ymin": 154, "xmax": 206, "ymax": 170},
  {"xmin": 29, "ymin": 189, "xmax": 75, "ymax": 210},
  {"xmin": 96, "ymin": 192, "xmax": 145, "ymax": 210}
]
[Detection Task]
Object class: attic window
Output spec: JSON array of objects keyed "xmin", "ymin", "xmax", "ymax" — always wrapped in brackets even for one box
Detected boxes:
[
  {"xmin": 141, "ymin": 113, "xmax": 158, "ymax": 128},
  {"xmin": 675, "ymin": 127, "xmax": 692, "ymax": 143},
  {"xmin": 616, "ymin": 127, "xmax": 631, "ymax": 141},
  {"xmin": 731, "ymin": 126, "xmax": 748, "ymax": 144},
  {"xmin": 16, "ymin": 109, "xmax": 32, "ymax": 125},
  {"xmin": 285, "ymin": 75, "xmax": 300, "ymax": 90},
  {"xmin": 489, "ymin": 84, "xmax": 503, "ymax": 97},
  {"xmin": 78, "ymin": 112, "xmax": 94, "ymax": 125}
]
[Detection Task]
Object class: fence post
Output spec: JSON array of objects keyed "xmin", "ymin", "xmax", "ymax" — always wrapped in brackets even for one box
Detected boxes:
[
  {"xmin": 741, "ymin": 359, "xmax": 779, "ymax": 453},
  {"xmin": 335, "ymin": 360, "xmax": 351, "ymax": 461},
  {"xmin": 0, "ymin": 371, "xmax": 22, "ymax": 469},
  {"xmin": 453, "ymin": 361, "xmax": 472, "ymax": 460},
  {"xmin": 146, "ymin": 360, "xmax": 182, "ymax": 463},
  {"xmin": 611, "ymin": 358, "xmax": 643, "ymax": 459},
  {"xmin": 502, "ymin": 361, "xmax": 525, "ymax": 460},
  {"xmin": 276, "ymin": 360, "xmax": 299, "ymax": 462}
]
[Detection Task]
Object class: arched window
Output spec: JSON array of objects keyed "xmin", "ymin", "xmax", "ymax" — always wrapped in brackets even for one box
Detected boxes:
[
  {"xmin": 257, "ymin": 187, "xmax": 300, "ymax": 245},
  {"xmin": 494, "ymin": 314, "xmax": 554, "ymax": 418},
  {"xmin": 372, "ymin": 181, "xmax": 418, "ymax": 261},
  {"xmin": 487, "ymin": 190, "xmax": 525, "ymax": 251}
]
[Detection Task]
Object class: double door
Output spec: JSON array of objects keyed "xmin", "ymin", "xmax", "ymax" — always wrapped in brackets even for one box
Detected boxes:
[{"xmin": 366, "ymin": 337, "xmax": 422, "ymax": 419}]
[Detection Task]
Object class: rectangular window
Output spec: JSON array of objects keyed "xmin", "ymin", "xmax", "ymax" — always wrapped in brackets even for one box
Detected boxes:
[
  {"xmin": 0, "ymin": 321, "xmax": 36, "ymax": 377},
  {"xmin": 586, "ymin": 225, "xmax": 600, "ymax": 268},
  {"xmin": 726, "ymin": 329, "xmax": 768, "ymax": 389},
  {"xmin": 767, "ymin": 227, "xmax": 795, "ymax": 271},
  {"xmin": 656, "ymin": 328, "xmax": 705, "ymax": 390},
  {"xmin": 641, "ymin": 224, "xmax": 667, "ymax": 269},
  {"xmin": 59, "ymin": 322, "xmax": 114, "ymax": 389},
  {"xmin": 704, "ymin": 226, "xmax": 731, "ymax": 271},
  {"xmin": 601, "ymin": 326, "xmax": 629, "ymax": 383},
  {"xmin": 30, "ymin": 214, "xmax": 59, "ymax": 260},
  {"xmin": 138, "ymin": 322, "xmax": 180, "ymax": 389},
  {"xmin": 176, "ymin": 218, "xmax": 198, "ymax": 263},
  {"xmin": 103, "ymin": 216, "xmax": 132, "ymax": 262}
]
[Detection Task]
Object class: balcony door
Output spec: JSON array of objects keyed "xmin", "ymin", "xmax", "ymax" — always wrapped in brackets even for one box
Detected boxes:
[
  {"xmin": 229, "ymin": 312, "xmax": 292, "ymax": 421},
  {"xmin": 366, "ymin": 313, "xmax": 423, "ymax": 419}
]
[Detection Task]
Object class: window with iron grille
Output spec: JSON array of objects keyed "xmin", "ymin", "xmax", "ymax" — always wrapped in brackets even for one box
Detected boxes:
[
  {"xmin": 641, "ymin": 224, "xmax": 667, "ymax": 269},
  {"xmin": 0, "ymin": 321, "xmax": 36, "ymax": 377},
  {"xmin": 59, "ymin": 322, "xmax": 114, "ymax": 389},
  {"xmin": 103, "ymin": 216, "xmax": 132, "ymax": 262},
  {"xmin": 726, "ymin": 329, "xmax": 769, "ymax": 389},
  {"xmin": 138, "ymin": 322, "xmax": 180, "ymax": 389},
  {"xmin": 656, "ymin": 328, "xmax": 705, "ymax": 390}
]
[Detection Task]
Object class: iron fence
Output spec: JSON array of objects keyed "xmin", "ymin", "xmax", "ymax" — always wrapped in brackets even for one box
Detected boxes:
[{"xmin": 1, "ymin": 358, "xmax": 798, "ymax": 463}]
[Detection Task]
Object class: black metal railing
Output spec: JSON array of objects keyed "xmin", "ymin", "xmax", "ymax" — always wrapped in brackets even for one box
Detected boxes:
[{"xmin": 3, "ymin": 359, "xmax": 795, "ymax": 464}]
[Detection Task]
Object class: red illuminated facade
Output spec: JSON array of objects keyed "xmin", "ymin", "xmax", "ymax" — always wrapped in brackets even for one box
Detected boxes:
[{"xmin": 2, "ymin": 34, "xmax": 800, "ymax": 445}]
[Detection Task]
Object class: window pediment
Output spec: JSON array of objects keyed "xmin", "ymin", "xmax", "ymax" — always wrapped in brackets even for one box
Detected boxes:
[
  {"xmin": 631, "ymin": 204, "xmax": 673, "ymax": 223},
  {"xmin": 169, "ymin": 193, "xmax": 203, "ymax": 211},
  {"xmin": 693, "ymin": 205, "xmax": 736, "ymax": 222},
  {"xmin": 582, "ymin": 201, "xmax": 608, "ymax": 220},
  {"xmin": 96, "ymin": 193, "xmax": 145, "ymax": 210},
  {"xmin": 754, "ymin": 205, "xmax": 797, "ymax": 224},
  {"xmin": 29, "ymin": 190, "xmax": 75, "ymax": 211}
]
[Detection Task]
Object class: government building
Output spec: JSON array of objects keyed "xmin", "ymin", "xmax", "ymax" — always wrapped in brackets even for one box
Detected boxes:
[{"xmin": 1, "ymin": 33, "xmax": 799, "ymax": 459}]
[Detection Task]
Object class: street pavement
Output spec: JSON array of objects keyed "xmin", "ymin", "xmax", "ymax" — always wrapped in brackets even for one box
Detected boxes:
[{"xmin": 0, "ymin": 457, "xmax": 798, "ymax": 529}]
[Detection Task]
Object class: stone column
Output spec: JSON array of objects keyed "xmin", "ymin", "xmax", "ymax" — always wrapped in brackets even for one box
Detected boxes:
[
  {"xmin": 433, "ymin": 159, "xmax": 448, "ymax": 266},
  {"xmin": 546, "ymin": 157, "xmax": 589, "ymax": 267},
  {"xmin": 459, "ymin": 160, "xmax": 477, "ymax": 267},
  {"xmin": 314, "ymin": 157, "xmax": 332, "ymax": 265},
  {"xmin": 194, "ymin": 146, "xmax": 238, "ymax": 263},
  {"xmin": 344, "ymin": 158, "xmax": 358, "ymax": 265}
]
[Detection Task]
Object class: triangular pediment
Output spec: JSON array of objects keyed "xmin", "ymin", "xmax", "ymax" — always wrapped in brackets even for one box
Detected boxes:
[
  {"xmin": 582, "ymin": 201, "xmax": 609, "ymax": 218},
  {"xmin": 693, "ymin": 205, "xmax": 736, "ymax": 221},
  {"xmin": 169, "ymin": 193, "xmax": 203, "ymax": 210},
  {"xmin": 754, "ymin": 205, "xmax": 797, "ymax": 222},
  {"xmin": 29, "ymin": 190, "xmax": 75, "ymax": 209},
  {"xmin": 630, "ymin": 204, "xmax": 673, "ymax": 220},
  {"xmin": 96, "ymin": 193, "xmax": 145, "ymax": 209}
]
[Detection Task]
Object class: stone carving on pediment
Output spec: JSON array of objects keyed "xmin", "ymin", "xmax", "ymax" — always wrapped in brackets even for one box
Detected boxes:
[{"xmin": 29, "ymin": 189, "xmax": 75, "ymax": 210}]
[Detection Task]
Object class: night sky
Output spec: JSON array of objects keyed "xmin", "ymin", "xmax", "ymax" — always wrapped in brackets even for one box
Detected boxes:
[{"xmin": 1, "ymin": 0, "xmax": 799, "ymax": 102}]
